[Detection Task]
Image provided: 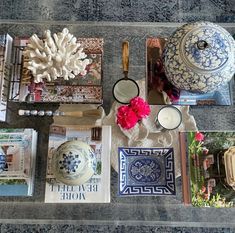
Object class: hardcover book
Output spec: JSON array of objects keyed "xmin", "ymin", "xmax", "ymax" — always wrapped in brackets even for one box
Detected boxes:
[
  {"xmin": 0, "ymin": 128, "xmax": 38, "ymax": 196},
  {"xmin": 44, "ymin": 125, "xmax": 111, "ymax": 203},
  {"xmin": 146, "ymin": 38, "xmax": 234, "ymax": 106},
  {"xmin": 10, "ymin": 37, "xmax": 103, "ymax": 104},
  {"xmin": 180, "ymin": 131, "xmax": 235, "ymax": 207},
  {"xmin": 0, "ymin": 34, "xmax": 13, "ymax": 121}
]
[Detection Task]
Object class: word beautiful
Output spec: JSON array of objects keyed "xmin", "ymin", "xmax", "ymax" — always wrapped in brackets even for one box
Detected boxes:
[{"xmin": 49, "ymin": 182, "xmax": 99, "ymax": 201}]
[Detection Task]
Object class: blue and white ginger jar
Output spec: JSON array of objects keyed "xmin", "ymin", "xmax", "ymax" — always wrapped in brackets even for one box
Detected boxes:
[
  {"xmin": 52, "ymin": 140, "xmax": 96, "ymax": 186},
  {"xmin": 163, "ymin": 22, "xmax": 235, "ymax": 93}
]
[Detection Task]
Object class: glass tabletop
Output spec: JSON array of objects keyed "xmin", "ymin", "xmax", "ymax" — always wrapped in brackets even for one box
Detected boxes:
[{"xmin": 0, "ymin": 21, "xmax": 234, "ymax": 227}]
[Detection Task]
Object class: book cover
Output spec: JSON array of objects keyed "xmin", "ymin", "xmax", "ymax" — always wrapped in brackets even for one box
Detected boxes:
[
  {"xmin": 0, "ymin": 128, "xmax": 38, "ymax": 196},
  {"xmin": 180, "ymin": 131, "xmax": 235, "ymax": 207},
  {"xmin": 10, "ymin": 37, "xmax": 103, "ymax": 104},
  {"xmin": 0, "ymin": 34, "xmax": 13, "ymax": 121},
  {"xmin": 44, "ymin": 125, "xmax": 111, "ymax": 203},
  {"xmin": 146, "ymin": 38, "xmax": 234, "ymax": 106}
]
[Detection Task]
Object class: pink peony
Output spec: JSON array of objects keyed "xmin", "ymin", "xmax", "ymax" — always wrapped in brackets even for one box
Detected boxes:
[
  {"xmin": 116, "ymin": 105, "xmax": 138, "ymax": 130},
  {"xmin": 195, "ymin": 132, "xmax": 204, "ymax": 142},
  {"xmin": 129, "ymin": 97, "xmax": 151, "ymax": 120}
]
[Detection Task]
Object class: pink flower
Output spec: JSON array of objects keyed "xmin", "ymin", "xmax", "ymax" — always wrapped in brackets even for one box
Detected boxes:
[
  {"xmin": 195, "ymin": 132, "xmax": 204, "ymax": 142},
  {"xmin": 116, "ymin": 105, "xmax": 138, "ymax": 130},
  {"xmin": 129, "ymin": 97, "xmax": 151, "ymax": 120}
]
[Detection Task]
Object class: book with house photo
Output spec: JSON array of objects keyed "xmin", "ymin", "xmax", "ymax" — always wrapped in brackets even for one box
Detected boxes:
[
  {"xmin": 44, "ymin": 125, "xmax": 111, "ymax": 203},
  {"xmin": 180, "ymin": 131, "xmax": 235, "ymax": 207},
  {"xmin": 0, "ymin": 128, "xmax": 38, "ymax": 196}
]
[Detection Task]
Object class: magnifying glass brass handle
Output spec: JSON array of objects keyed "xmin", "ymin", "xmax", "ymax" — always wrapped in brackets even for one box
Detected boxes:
[{"xmin": 122, "ymin": 41, "xmax": 129, "ymax": 76}]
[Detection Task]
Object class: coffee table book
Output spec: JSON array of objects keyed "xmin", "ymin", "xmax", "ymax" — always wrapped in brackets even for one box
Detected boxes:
[
  {"xmin": 9, "ymin": 37, "xmax": 103, "ymax": 104},
  {"xmin": 0, "ymin": 128, "xmax": 38, "ymax": 196},
  {"xmin": 180, "ymin": 131, "xmax": 235, "ymax": 207},
  {"xmin": 44, "ymin": 125, "xmax": 111, "ymax": 203}
]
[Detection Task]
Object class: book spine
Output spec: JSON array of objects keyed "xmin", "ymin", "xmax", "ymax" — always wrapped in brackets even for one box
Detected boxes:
[{"xmin": 179, "ymin": 132, "xmax": 191, "ymax": 205}]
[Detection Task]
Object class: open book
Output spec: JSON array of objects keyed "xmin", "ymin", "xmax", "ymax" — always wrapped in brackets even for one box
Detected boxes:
[
  {"xmin": 0, "ymin": 128, "xmax": 38, "ymax": 196},
  {"xmin": 180, "ymin": 131, "xmax": 235, "ymax": 207},
  {"xmin": 45, "ymin": 125, "xmax": 111, "ymax": 203}
]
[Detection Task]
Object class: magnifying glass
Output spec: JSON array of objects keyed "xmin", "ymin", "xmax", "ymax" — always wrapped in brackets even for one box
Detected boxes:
[{"xmin": 112, "ymin": 41, "xmax": 139, "ymax": 104}]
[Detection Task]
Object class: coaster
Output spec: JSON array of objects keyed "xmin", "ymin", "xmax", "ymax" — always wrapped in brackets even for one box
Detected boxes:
[{"xmin": 118, "ymin": 147, "xmax": 175, "ymax": 196}]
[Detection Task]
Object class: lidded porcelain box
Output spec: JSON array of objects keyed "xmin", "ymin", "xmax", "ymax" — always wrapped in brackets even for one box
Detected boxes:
[
  {"xmin": 52, "ymin": 140, "xmax": 96, "ymax": 186},
  {"xmin": 163, "ymin": 22, "xmax": 235, "ymax": 93}
]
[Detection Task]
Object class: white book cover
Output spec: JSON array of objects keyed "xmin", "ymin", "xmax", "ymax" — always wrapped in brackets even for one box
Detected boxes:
[
  {"xmin": 45, "ymin": 125, "xmax": 111, "ymax": 203},
  {"xmin": 0, "ymin": 128, "xmax": 38, "ymax": 196}
]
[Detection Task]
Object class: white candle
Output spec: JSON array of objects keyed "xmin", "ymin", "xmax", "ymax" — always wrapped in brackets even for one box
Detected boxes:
[{"xmin": 157, "ymin": 106, "xmax": 182, "ymax": 130}]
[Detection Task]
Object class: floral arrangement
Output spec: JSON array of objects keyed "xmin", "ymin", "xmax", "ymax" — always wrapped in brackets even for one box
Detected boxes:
[{"xmin": 116, "ymin": 97, "xmax": 150, "ymax": 130}]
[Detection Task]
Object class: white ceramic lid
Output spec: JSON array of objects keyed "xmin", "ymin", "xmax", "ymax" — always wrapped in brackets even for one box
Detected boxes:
[
  {"xmin": 180, "ymin": 23, "xmax": 234, "ymax": 73},
  {"xmin": 163, "ymin": 22, "xmax": 235, "ymax": 93}
]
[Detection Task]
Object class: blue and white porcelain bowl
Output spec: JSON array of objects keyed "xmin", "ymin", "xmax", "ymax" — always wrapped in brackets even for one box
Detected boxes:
[
  {"xmin": 52, "ymin": 140, "xmax": 96, "ymax": 186},
  {"xmin": 163, "ymin": 22, "xmax": 235, "ymax": 93}
]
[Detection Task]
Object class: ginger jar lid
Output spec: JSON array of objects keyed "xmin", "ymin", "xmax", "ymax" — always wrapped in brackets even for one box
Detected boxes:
[
  {"xmin": 52, "ymin": 140, "xmax": 96, "ymax": 186},
  {"xmin": 163, "ymin": 22, "xmax": 235, "ymax": 93},
  {"xmin": 180, "ymin": 22, "xmax": 233, "ymax": 72}
]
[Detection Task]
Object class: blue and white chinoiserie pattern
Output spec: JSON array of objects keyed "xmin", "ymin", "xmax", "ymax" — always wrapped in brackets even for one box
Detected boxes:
[
  {"xmin": 52, "ymin": 140, "xmax": 96, "ymax": 186},
  {"xmin": 118, "ymin": 147, "xmax": 175, "ymax": 196},
  {"xmin": 0, "ymin": 148, "xmax": 6, "ymax": 173},
  {"xmin": 163, "ymin": 22, "xmax": 235, "ymax": 93}
]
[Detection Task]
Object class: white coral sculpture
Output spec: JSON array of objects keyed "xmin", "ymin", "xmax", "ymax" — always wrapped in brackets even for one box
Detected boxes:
[{"xmin": 24, "ymin": 28, "xmax": 91, "ymax": 83}]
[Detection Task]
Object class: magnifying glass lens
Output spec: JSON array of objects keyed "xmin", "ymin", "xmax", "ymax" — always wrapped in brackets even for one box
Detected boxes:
[{"xmin": 113, "ymin": 79, "xmax": 139, "ymax": 104}]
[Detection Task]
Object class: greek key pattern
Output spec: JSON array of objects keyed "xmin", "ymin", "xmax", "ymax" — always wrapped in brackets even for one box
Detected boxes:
[{"xmin": 119, "ymin": 147, "xmax": 175, "ymax": 196}]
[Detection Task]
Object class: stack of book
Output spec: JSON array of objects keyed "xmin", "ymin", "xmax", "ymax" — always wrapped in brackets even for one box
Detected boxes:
[{"xmin": 0, "ymin": 128, "xmax": 38, "ymax": 196}]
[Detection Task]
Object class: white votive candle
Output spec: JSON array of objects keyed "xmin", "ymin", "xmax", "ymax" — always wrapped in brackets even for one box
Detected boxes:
[{"xmin": 156, "ymin": 106, "xmax": 182, "ymax": 130}]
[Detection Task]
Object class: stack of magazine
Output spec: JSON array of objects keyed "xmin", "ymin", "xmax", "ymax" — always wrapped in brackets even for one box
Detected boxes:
[
  {"xmin": 0, "ymin": 128, "xmax": 38, "ymax": 196},
  {"xmin": 45, "ymin": 125, "xmax": 111, "ymax": 203}
]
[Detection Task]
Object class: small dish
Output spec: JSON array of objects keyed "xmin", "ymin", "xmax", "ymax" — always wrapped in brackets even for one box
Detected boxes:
[
  {"xmin": 118, "ymin": 147, "xmax": 175, "ymax": 196},
  {"xmin": 52, "ymin": 140, "xmax": 96, "ymax": 186}
]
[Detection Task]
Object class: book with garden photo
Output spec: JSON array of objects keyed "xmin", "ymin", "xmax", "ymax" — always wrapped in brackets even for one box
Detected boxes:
[{"xmin": 180, "ymin": 131, "xmax": 235, "ymax": 207}]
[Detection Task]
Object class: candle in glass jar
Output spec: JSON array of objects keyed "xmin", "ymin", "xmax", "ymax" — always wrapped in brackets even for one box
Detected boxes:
[{"xmin": 156, "ymin": 106, "xmax": 182, "ymax": 130}]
